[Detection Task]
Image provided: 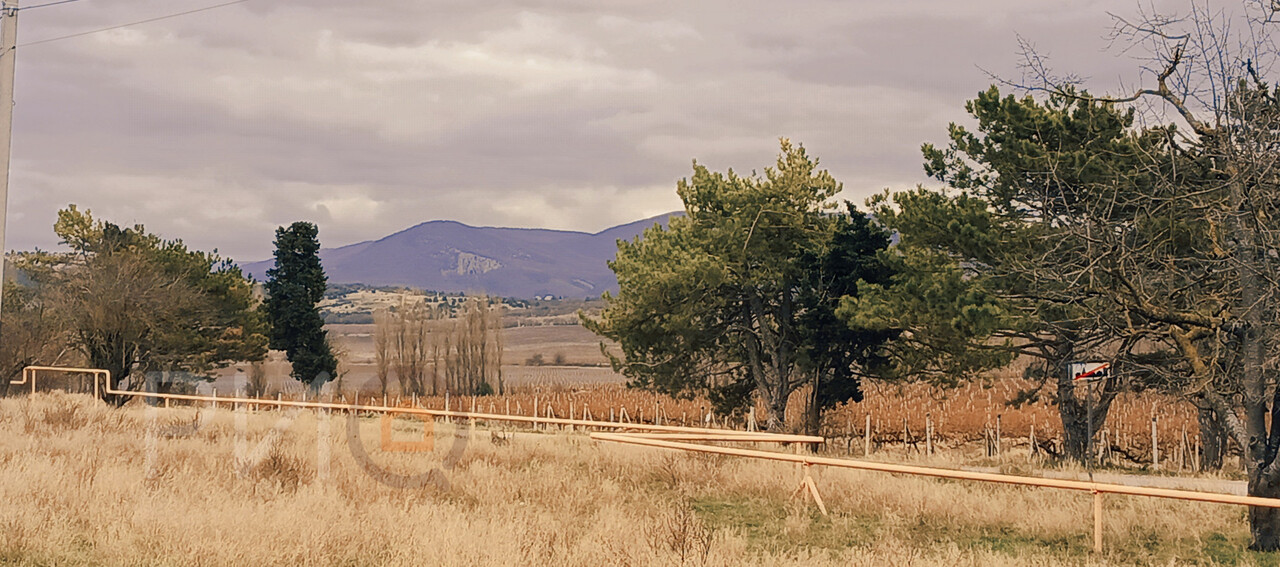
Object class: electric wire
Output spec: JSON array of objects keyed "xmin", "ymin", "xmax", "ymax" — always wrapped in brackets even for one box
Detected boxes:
[
  {"xmin": 19, "ymin": 0, "xmax": 87, "ymax": 11},
  {"xmin": 19, "ymin": 0, "xmax": 252, "ymax": 47}
]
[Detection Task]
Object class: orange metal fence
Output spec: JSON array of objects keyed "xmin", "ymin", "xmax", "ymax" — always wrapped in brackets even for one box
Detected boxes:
[{"xmin": 15, "ymin": 365, "xmax": 1280, "ymax": 554}]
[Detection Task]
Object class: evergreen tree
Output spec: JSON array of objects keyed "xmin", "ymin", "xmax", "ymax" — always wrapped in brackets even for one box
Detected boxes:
[
  {"xmin": 263, "ymin": 222, "xmax": 337, "ymax": 389},
  {"xmin": 839, "ymin": 86, "xmax": 1172, "ymax": 462},
  {"xmin": 585, "ymin": 140, "xmax": 894, "ymax": 432},
  {"xmin": 17, "ymin": 205, "xmax": 269, "ymax": 400}
]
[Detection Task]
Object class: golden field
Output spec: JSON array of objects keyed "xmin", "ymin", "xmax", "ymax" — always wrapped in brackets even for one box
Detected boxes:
[{"xmin": 0, "ymin": 392, "xmax": 1272, "ymax": 566}]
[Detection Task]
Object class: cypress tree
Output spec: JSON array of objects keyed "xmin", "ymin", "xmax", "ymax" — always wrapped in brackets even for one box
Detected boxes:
[{"xmin": 263, "ymin": 221, "xmax": 337, "ymax": 389}]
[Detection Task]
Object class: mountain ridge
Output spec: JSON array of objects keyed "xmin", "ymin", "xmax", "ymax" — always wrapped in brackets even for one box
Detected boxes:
[{"xmin": 241, "ymin": 212, "xmax": 679, "ymax": 299}]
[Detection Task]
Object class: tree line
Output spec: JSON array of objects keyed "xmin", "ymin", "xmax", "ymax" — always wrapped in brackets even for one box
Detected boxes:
[
  {"xmin": 0, "ymin": 209, "xmax": 506, "ymax": 401},
  {"xmin": 2, "ymin": 206, "xmax": 270, "ymax": 398},
  {"xmin": 584, "ymin": 1, "xmax": 1280, "ymax": 551},
  {"xmin": 372, "ymin": 295, "xmax": 504, "ymax": 397},
  {"xmin": 0, "ymin": 213, "xmax": 343, "ymax": 398}
]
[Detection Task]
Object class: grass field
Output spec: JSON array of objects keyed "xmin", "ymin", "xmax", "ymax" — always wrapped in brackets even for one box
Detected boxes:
[{"xmin": 1, "ymin": 392, "xmax": 1276, "ymax": 566}]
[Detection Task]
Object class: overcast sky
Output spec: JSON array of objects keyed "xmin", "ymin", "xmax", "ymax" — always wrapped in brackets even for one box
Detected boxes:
[{"xmin": 6, "ymin": 0, "xmax": 1174, "ymax": 262}]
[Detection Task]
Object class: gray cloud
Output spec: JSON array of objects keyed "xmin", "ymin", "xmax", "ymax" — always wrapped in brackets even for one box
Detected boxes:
[{"xmin": 7, "ymin": 0, "xmax": 1182, "ymax": 261}]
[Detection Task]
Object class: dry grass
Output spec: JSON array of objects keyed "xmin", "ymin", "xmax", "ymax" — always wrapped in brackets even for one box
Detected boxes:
[{"xmin": 0, "ymin": 392, "xmax": 1273, "ymax": 566}]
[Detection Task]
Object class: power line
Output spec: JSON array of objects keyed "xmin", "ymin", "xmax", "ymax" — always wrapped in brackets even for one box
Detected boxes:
[
  {"xmin": 20, "ymin": 0, "xmax": 87, "ymax": 11},
  {"xmin": 19, "ymin": 0, "xmax": 253, "ymax": 47}
]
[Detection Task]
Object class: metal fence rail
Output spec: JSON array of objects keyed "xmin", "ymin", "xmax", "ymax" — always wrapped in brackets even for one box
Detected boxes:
[
  {"xmin": 13, "ymin": 366, "xmax": 823, "ymax": 442},
  {"xmin": 589, "ymin": 432, "xmax": 1280, "ymax": 553}
]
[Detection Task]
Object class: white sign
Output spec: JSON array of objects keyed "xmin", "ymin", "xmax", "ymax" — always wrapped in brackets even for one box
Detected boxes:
[{"xmin": 1069, "ymin": 362, "xmax": 1110, "ymax": 381}]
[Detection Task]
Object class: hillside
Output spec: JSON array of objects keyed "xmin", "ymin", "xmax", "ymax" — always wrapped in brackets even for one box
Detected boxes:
[{"xmin": 242, "ymin": 213, "xmax": 678, "ymax": 299}]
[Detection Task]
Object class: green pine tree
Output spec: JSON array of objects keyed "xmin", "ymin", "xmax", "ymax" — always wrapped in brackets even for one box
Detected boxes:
[
  {"xmin": 262, "ymin": 222, "xmax": 337, "ymax": 389},
  {"xmin": 584, "ymin": 140, "xmax": 895, "ymax": 432}
]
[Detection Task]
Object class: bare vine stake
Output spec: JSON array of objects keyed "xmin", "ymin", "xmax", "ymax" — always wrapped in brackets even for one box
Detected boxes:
[
  {"xmin": 1181, "ymin": 427, "xmax": 1190, "ymax": 471},
  {"xmin": 1152, "ymin": 416, "xmax": 1160, "ymax": 470},
  {"xmin": 1194, "ymin": 436, "xmax": 1201, "ymax": 472},
  {"xmin": 1029, "ymin": 425, "xmax": 1037, "ymax": 460},
  {"xmin": 996, "ymin": 414, "xmax": 1002, "ymax": 457},
  {"xmin": 926, "ymin": 413, "xmax": 933, "ymax": 456},
  {"xmin": 864, "ymin": 414, "xmax": 872, "ymax": 456},
  {"xmin": 902, "ymin": 417, "xmax": 910, "ymax": 455}
]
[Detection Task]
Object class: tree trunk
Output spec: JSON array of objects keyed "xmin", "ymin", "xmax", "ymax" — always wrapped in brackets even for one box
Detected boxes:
[
  {"xmin": 1055, "ymin": 364, "xmax": 1117, "ymax": 463},
  {"xmin": 1224, "ymin": 169, "xmax": 1280, "ymax": 550},
  {"xmin": 1250, "ymin": 478, "xmax": 1280, "ymax": 551},
  {"xmin": 1059, "ymin": 395, "xmax": 1090, "ymax": 463},
  {"xmin": 765, "ymin": 386, "xmax": 789, "ymax": 432},
  {"xmin": 1197, "ymin": 404, "xmax": 1227, "ymax": 471},
  {"xmin": 804, "ymin": 374, "xmax": 821, "ymax": 440}
]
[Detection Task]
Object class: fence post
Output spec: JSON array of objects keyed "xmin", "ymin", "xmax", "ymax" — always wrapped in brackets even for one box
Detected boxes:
[
  {"xmin": 1093, "ymin": 490, "xmax": 1104, "ymax": 553},
  {"xmin": 1152, "ymin": 415, "xmax": 1160, "ymax": 470}
]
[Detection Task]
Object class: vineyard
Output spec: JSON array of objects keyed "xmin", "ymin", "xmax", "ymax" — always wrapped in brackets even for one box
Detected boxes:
[{"xmin": 195, "ymin": 373, "xmax": 1205, "ymax": 471}]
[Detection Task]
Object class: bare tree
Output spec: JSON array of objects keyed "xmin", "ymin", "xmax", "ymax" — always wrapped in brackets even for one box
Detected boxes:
[
  {"xmin": 1009, "ymin": 1, "xmax": 1280, "ymax": 549},
  {"xmin": 247, "ymin": 360, "xmax": 268, "ymax": 398},
  {"xmin": 373, "ymin": 308, "xmax": 393, "ymax": 397},
  {"xmin": 0, "ymin": 279, "xmax": 71, "ymax": 395},
  {"xmin": 440, "ymin": 296, "xmax": 504, "ymax": 395},
  {"xmin": 389, "ymin": 299, "xmax": 433, "ymax": 397}
]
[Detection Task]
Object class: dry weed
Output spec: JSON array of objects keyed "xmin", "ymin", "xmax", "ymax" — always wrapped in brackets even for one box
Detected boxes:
[{"xmin": 0, "ymin": 393, "xmax": 1268, "ymax": 566}]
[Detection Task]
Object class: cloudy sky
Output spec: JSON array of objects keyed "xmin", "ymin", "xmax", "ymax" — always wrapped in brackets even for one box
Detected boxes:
[{"xmin": 6, "ymin": 0, "xmax": 1166, "ymax": 262}]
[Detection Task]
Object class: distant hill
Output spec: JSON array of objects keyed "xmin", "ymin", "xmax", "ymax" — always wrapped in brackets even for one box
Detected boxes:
[{"xmin": 241, "ymin": 213, "xmax": 680, "ymax": 299}]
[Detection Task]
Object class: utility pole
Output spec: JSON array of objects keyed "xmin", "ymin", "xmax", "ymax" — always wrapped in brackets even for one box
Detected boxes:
[{"xmin": 0, "ymin": 0, "xmax": 16, "ymax": 321}]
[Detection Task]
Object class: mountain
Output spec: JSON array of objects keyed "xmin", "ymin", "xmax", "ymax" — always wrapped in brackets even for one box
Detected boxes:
[{"xmin": 241, "ymin": 213, "xmax": 680, "ymax": 299}]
